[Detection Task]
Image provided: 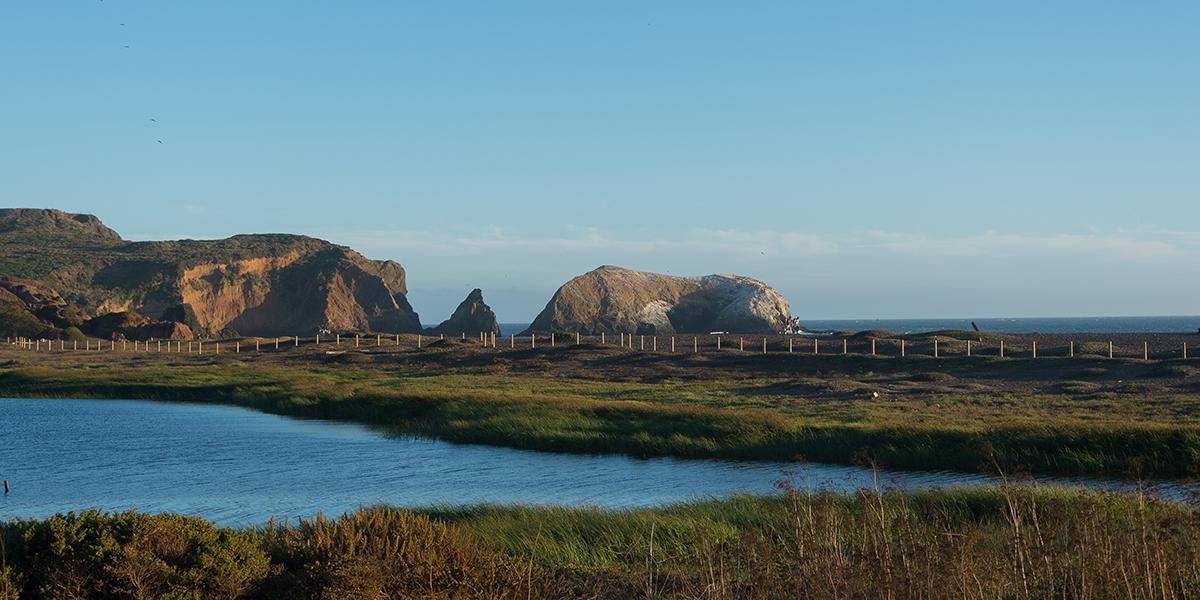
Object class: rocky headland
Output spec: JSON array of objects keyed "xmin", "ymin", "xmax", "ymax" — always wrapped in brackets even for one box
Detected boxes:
[{"xmin": 0, "ymin": 208, "xmax": 421, "ymax": 338}]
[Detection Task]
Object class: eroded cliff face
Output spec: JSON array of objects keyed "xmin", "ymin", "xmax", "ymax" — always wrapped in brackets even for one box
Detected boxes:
[
  {"xmin": 0, "ymin": 209, "xmax": 421, "ymax": 336},
  {"xmin": 524, "ymin": 266, "xmax": 792, "ymax": 335}
]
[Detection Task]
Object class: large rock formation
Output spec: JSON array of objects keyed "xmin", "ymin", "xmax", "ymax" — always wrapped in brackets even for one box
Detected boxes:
[
  {"xmin": 80, "ymin": 310, "xmax": 195, "ymax": 341},
  {"xmin": 524, "ymin": 266, "xmax": 791, "ymax": 335},
  {"xmin": 0, "ymin": 208, "xmax": 421, "ymax": 337},
  {"xmin": 425, "ymin": 289, "xmax": 500, "ymax": 336}
]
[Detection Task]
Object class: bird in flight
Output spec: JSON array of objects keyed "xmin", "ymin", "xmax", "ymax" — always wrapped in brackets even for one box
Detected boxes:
[
  {"xmin": 157, "ymin": 140, "xmax": 164, "ymax": 144},
  {"xmin": 149, "ymin": 118, "xmax": 157, "ymax": 123}
]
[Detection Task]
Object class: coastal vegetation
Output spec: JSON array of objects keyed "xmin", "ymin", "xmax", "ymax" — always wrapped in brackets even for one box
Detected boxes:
[
  {"xmin": 2, "ymin": 486, "xmax": 1197, "ymax": 598},
  {"xmin": 2, "ymin": 340, "xmax": 1199, "ymax": 478}
]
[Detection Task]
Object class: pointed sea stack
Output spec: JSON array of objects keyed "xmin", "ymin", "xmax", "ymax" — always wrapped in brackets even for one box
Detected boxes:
[{"xmin": 425, "ymin": 289, "xmax": 500, "ymax": 336}]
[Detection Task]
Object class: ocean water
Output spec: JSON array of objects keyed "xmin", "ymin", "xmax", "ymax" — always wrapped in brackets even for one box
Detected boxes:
[
  {"xmin": 501, "ymin": 317, "xmax": 1200, "ymax": 336},
  {"xmin": 803, "ymin": 316, "xmax": 1200, "ymax": 335},
  {"xmin": 2, "ymin": 398, "xmax": 1189, "ymax": 526}
]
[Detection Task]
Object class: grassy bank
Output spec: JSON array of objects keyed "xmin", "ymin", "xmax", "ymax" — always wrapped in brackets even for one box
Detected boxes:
[
  {"xmin": 2, "ymin": 356, "xmax": 1199, "ymax": 478},
  {"xmin": 3, "ymin": 486, "xmax": 1198, "ymax": 599}
]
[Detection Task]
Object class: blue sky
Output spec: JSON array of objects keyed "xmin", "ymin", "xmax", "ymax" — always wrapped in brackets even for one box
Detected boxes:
[{"xmin": 2, "ymin": 2, "xmax": 1198, "ymax": 322}]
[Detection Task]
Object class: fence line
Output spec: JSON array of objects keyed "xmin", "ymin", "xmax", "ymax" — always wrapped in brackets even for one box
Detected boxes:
[{"xmin": 4, "ymin": 333, "xmax": 1197, "ymax": 362}]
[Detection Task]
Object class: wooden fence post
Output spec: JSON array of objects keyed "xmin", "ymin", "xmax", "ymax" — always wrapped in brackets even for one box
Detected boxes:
[
  {"xmin": 999, "ymin": 340, "xmax": 1004, "ymax": 358},
  {"xmin": 295, "ymin": 336, "xmax": 299, "ymax": 346},
  {"xmin": 601, "ymin": 332, "xmax": 605, "ymax": 344},
  {"xmin": 256, "ymin": 339, "xmax": 260, "ymax": 352},
  {"xmin": 395, "ymin": 334, "xmax": 400, "ymax": 345},
  {"xmin": 336, "ymin": 334, "xmax": 341, "ymax": 345},
  {"xmin": 814, "ymin": 339, "xmax": 819, "ymax": 355},
  {"xmin": 640, "ymin": 335, "xmax": 644, "ymax": 351},
  {"xmin": 532, "ymin": 335, "xmax": 536, "ymax": 349},
  {"xmin": 843, "ymin": 339, "xmax": 847, "ymax": 354},
  {"xmin": 198, "ymin": 341, "xmax": 203, "ymax": 354},
  {"xmin": 1185, "ymin": 343, "xmax": 1189, "ymax": 360},
  {"xmin": 275, "ymin": 337, "xmax": 279, "ymax": 350},
  {"xmin": 693, "ymin": 337, "xmax": 698, "ymax": 352},
  {"xmin": 1069, "ymin": 341, "xmax": 1074, "ymax": 358},
  {"xmin": 967, "ymin": 340, "xmax": 972, "ymax": 357},
  {"xmin": 1144, "ymin": 341, "xmax": 1148, "ymax": 361},
  {"xmin": 871, "ymin": 339, "xmax": 876, "ymax": 356},
  {"xmin": 1032, "ymin": 341, "xmax": 1037, "ymax": 359},
  {"xmin": 717, "ymin": 336, "xmax": 721, "ymax": 350},
  {"xmin": 511, "ymin": 334, "xmax": 515, "ymax": 348},
  {"xmin": 762, "ymin": 337, "xmax": 767, "ymax": 354},
  {"xmin": 552, "ymin": 333, "xmax": 556, "ymax": 348},
  {"xmin": 739, "ymin": 337, "xmax": 744, "ymax": 352},
  {"xmin": 653, "ymin": 337, "xmax": 657, "ymax": 352},
  {"xmin": 236, "ymin": 342, "xmax": 240, "ymax": 353},
  {"xmin": 355, "ymin": 335, "xmax": 360, "ymax": 347},
  {"xmin": 1108, "ymin": 341, "xmax": 1113, "ymax": 359},
  {"xmin": 418, "ymin": 334, "xmax": 422, "ymax": 348},
  {"xmin": 671, "ymin": 337, "xmax": 676, "ymax": 352},
  {"xmin": 934, "ymin": 339, "xmax": 939, "ymax": 358},
  {"xmin": 900, "ymin": 339, "xmax": 905, "ymax": 357},
  {"xmin": 788, "ymin": 338, "xmax": 793, "ymax": 353}
]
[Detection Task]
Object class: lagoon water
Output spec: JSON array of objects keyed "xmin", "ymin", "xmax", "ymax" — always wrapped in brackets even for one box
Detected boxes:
[{"xmin": 0, "ymin": 398, "xmax": 1190, "ymax": 526}]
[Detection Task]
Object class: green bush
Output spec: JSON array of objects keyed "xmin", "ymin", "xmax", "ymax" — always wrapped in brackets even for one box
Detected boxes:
[{"xmin": 5, "ymin": 511, "xmax": 269, "ymax": 600}]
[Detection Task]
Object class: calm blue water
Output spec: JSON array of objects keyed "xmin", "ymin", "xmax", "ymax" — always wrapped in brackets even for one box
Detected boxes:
[
  {"xmin": 804, "ymin": 316, "xmax": 1200, "ymax": 334},
  {"xmin": 0, "ymin": 398, "xmax": 1190, "ymax": 526},
  {"xmin": 503, "ymin": 317, "xmax": 1200, "ymax": 337}
]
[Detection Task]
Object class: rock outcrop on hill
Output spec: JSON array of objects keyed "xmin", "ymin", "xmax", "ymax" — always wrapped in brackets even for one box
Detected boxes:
[
  {"xmin": 425, "ymin": 289, "xmax": 500, "ymax": 336},
  {"xmin": 523, "ymin": 266, "xmax": 791, "ymax": 335},
  {"xmin": 0, "ymin": 276, "xmax": 87, "ymax": 338},
  {"xmin": 0, "ymin": 208, "xmax": 421, "ymax": 337}
]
